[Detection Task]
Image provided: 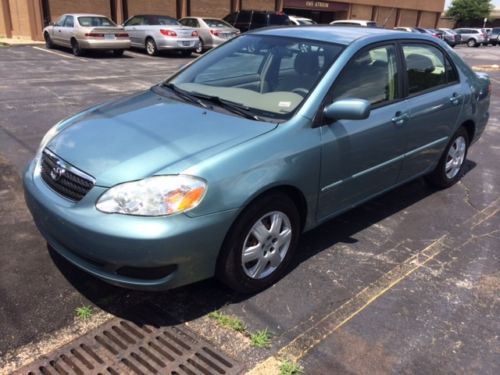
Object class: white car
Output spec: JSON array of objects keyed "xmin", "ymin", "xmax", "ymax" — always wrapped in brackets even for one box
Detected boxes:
[
  {"xmin": 288, "ymin": 16, "xmax": 316, "ymax": 25},
  {"xmin": 330, "ymin": 19, "xmax": 377, "ymax": 27}
]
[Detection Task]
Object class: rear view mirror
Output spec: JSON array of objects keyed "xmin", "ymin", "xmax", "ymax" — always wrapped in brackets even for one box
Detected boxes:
[{"xmin": 324, "ymin": 99, "xmax": 371, "ymax": 121}]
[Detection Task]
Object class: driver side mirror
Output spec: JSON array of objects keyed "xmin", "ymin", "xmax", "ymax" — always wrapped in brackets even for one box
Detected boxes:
[{"xmin": 323, "ymin": 99, "xmax": 371, "ymax": 121}]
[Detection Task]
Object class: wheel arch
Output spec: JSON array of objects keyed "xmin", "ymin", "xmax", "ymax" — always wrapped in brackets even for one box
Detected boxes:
[{"xmin": 461, "ymin": 119, "xmax": 476, "ymax": 143}]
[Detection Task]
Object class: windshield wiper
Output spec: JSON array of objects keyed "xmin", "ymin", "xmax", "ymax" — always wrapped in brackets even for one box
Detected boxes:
[
  {"xmin": 161, "ymin": 83, "xmax": 208, "ymax": 108},
  {"xmin": 190, "ymin": 92, "xmax": 263, "ymax": 121}
]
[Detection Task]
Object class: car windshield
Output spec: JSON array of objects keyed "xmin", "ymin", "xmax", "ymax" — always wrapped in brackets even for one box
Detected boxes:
[
  {"xmin": 166, "ymin": 35, "xmax": 342, "ymax": 121},
  {"xmin": 204, "ymin": 19, "xmax": 232, "ymax": 28},
  {"xmin": 78, "ymin": 16, "xmax": 115, "ymax": 27}
]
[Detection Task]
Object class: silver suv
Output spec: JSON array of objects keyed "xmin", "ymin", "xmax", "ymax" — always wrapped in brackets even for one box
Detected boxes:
[{"xmin": 454, "ymin": 28, "xmax": 488, "ymax": 47}]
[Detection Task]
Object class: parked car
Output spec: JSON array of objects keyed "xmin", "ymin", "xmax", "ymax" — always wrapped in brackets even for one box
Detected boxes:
[
  {"xmin": 288, "ymin": 16, "xmax": 316, "ymax": 25},
  {"xmin": 437, "ymin": 28, "xmax": 461, "ymax": 47},
  {"xmin": 179, "ymin": 17, "xmax": 239, "ymax": 53},
  {"xmin": 223, "ymin": 10, "xmax": 291, "ymax": 32},
  {"xmin": 43, "ymin": 13, "xmax": 131, "ymax": 56},
  {"xmin": 123, "ymin": 14, "xmax": 199, "ymax": 56},
  {"xmin": 24, "ymin": 27, "xmax": 490, "ymax": 293},
  {"xmin": 454, "ymin": 28, "xmax": 488, "ymax": 47},
  {"xmin": 394, "ymin": 27, "xmax": 419, "ymax": 32},
  {"xmin": 330, "ymin": 19, "xmax": 378, "ymax": 27},
  {"xmin": 415, "ymin": 28, "xmax": 444, "ymax": 40},
  {"xmin": 487, "ymin": 27, "xmax": 500, "ymax": 45}
]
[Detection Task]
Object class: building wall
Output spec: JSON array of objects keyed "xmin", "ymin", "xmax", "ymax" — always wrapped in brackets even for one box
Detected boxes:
[
  {"xmin": 376, "ymin": 6, "xmax": 397, "ymax": 28},
  {"xmin": 348, "ymin": 0, "xmax": 444, "ymax": 13},
  {"xmin": 7, "ymin": 0, "xmax": 32, "ymax": 38},
  {"xmin": 349, "ymin": 4, "xmax": 373, "ymax": 20},
  {"xmin": 127, "ymin": 0, "xmax": 177, "ymax": 18},
  {"xmin": 398, "ymin": 9, "xmax": 418, "ymax": 27},
  {"xmin": 418, "ymin": 10, "xmax": 437, "ymax": 28},
  {"xmin": 0, "ymin": 0, "xmax": 11, "ymax": 37},
  {"xmin": 241, "ymin": 0, "xmax": 274, "ymax": 11},
  {"xmin": 191, "ymin": 0, "xmax": 230, "ymax": 17},
  {"xmin": 48, "ymin": 0, "xmax": 111, "ymax": 22}
]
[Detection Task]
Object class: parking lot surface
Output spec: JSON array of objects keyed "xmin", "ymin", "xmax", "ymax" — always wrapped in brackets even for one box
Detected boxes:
[{"xmin": 0, "ymin": 45, "xmax": 499, "ymax": 373}]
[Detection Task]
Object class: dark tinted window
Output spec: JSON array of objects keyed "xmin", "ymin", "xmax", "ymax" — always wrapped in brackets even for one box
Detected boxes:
[
  {"xmin": 237, "ymin": 11, "xmax": 251, "ymax": 23},
  {"xmin": 224, "ymin": 13, "xmax": 236, "ymax": 24},
  {"xmin": 252, "ymin": 13, "xmax": 267, "ymax": 27},
  {"xmin": 269, "ymin": 14, "xmax": 290, "ymax": 25},
  {"xmin": 146, "ymin": 15, "xmax": 179, "ymax": 25},
  {"xmin": 331, "ymin": 44, "xmax": 399, "ymax": 106},
  {"xmin": 403, "ymin": 44, "xmax": 457, "ymax": 95}
]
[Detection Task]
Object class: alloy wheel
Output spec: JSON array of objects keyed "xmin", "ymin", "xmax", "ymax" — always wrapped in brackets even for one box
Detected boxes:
[
  {"xmin": 445, "ymin": 136, "xmax": 466, "ymax": 179},
  {"xmin": 241, "ymin": 211, "xmax": 292, "ymax": 279}
]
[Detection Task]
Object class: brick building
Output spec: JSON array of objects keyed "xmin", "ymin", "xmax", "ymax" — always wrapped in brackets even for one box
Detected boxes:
[{"xmin": 0, "ymin": 0, "xmax": 445, "ymax": 41}]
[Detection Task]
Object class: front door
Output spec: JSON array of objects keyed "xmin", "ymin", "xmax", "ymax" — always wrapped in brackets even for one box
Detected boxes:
[{"xmin": 318, "ymin": 43, "xmax": 408, "ymax": 221}]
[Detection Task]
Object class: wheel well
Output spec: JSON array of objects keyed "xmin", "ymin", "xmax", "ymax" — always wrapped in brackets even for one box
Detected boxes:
[
  {"xmin": 249, "ymin": 185, "xmax": 308, "ymax": 231},
  {"xmin": 461, "ymin": 120, "xmax": 475, "ymax": 143},
  {"xmin": 70, "ymin": 37, "xmax": 77, "ymax": 45}
]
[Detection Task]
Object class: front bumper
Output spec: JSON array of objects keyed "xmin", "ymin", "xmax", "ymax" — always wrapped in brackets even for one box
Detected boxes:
[
  {"xmin": 23, "ymin": 159, "xmax": 237, "ymax": 290},
  {"xmin": 78, "ymin": 38, "xmax": 131, "ymax": 50},
  {"xmin": 156, "ymin": 37, "xmax": 198, "ymax": 51}
]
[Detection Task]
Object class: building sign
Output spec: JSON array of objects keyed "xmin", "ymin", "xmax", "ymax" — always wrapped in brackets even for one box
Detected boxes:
[{"xmin": 283, "ymin": 0, "xmax": 349, "ymax": 11}]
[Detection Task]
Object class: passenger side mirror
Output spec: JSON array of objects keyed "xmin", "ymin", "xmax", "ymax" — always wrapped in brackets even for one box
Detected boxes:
[{"xmin": 323, "ymin": 99, "xmax": 371, "ymax": 121}]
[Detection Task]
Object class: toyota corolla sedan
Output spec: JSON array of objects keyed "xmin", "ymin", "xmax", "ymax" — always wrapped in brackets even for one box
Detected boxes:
[
  {"xmin": 24, "ymin": 27, "xmax": 490, "ymax": 293},
  {"xmin": 43, "ymin": 14, "xmax": 131, "ymax": 56}
]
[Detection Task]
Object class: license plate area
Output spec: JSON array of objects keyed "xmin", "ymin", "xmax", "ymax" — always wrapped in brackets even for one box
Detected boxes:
[{"xmin": 105, "ymin": 34, "xmax": 116, "ymax": 40}]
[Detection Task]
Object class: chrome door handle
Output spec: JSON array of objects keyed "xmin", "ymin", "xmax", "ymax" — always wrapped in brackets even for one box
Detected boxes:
[
  {"xmin": 392, "ymin": 112, "xmax": 409, "ymax": 126},
  {"xmin": 449, "ymin": 94, "xmax": 462, "ymax": 105}
]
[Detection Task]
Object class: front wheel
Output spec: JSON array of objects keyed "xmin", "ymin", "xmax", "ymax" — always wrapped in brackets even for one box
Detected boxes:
[
  {"xmin": 216, "ymin": 193, "xmax": 301, "ymax": 294},
  {"xmin": 467, "ymin": 38, "xmax": 477, "ymax": 48},
  {"xmin": 44, "ymin": 33, "xmax": 53, "ymax": 49},
  {"xmin": 145, "ymin": 38, "xmax": 158, "ymax": 56},
  {"xmin": 426, "ymin": 127, "xmax": 469, "ymax": 189}
]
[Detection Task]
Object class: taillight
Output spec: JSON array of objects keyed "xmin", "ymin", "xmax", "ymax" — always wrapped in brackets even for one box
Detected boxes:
[
  {"xmin": 85, "ymin": 33, "xmax": 104, "ymax": 38},
  {"xmin": 115, "ymin": 33, "xmax": 129, "ymax": 37},
  {"xmin": 160, "ymin": 29, "xmax": 177, "ymax": 37},
  {"xmin": 210, "ymin": 29, "xmax": 221, "ymax": 36},
  {"xmin": 191, "ymin": 31, "xmax": 198, "ymax": 37}
]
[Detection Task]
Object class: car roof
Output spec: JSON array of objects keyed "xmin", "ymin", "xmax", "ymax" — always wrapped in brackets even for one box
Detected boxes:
[
  {"xmin": 64, "ymin": 14, "xmax": 109, "ymax": 17},
  {"xmin": 252, "ymin": 25, "xmax": 431, "ymax": 45}
]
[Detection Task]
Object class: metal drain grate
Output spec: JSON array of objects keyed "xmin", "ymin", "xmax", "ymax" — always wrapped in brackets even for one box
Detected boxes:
[{"xmin": 17, "ymin": 305, "xmax": 242, "ymax": 375}]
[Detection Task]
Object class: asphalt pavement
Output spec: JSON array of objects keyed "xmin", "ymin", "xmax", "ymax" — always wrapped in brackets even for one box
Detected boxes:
[{"xmin": 0, "ymin": 44, "xmax": 499, "ymax": 374}]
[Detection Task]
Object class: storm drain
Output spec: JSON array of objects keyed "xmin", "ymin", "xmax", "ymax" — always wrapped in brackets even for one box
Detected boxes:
[{"xmin": 17, "ymin": 305, "xmax": 242, "ymax": 375}]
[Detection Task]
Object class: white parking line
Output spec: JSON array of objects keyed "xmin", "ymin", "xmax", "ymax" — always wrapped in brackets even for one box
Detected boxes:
[{"xmin": 32, "ymin": 46, "xmax": 87, "ymax": 62}]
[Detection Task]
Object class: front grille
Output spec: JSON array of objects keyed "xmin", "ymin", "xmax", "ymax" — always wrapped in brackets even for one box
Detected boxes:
[{"xmin": 40, "ymin": 149, "xmax": 95, "ymax": 201}]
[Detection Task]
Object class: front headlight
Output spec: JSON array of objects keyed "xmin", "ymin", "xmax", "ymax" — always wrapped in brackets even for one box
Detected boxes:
[{"xmin": 96, "ymin": 175, "xmax": 207, "ymax": 216}]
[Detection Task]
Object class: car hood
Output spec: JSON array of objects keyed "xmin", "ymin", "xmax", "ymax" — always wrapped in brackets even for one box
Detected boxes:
[{"xmin": 46, "ymin": 89, "xmax": 277, "ymax": 187}]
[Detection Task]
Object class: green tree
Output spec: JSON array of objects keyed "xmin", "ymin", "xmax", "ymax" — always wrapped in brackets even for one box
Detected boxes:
[{"xmin": 447, "ymin": 0, "xmax": 494, "ymax": 23}]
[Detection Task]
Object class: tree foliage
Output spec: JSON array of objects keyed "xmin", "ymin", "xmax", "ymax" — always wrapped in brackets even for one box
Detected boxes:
[{"xmin": 447, "ymin": 0, "xmax": 494, "ymax": 23}]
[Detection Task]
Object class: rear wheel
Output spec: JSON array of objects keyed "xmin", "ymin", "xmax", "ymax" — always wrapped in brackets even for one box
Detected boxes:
[
  {"xmin": 426, "ymin": 127, "xmax": 469, "ymax": 189},
  {"xmin": 216, "ymin": 193, "xmax": 301, "ymax": 294},
  {"xmin": 195, "ymin": 38, "xmax": 203, "ymax": 54},
  {"xmin": 145, "ymin": 38, "xmax": 158, "ymax": 56},
  {"xmin": 71, "ymin": 39, "xmax": 84, "ymax": 56},
  {"xmin": 467, "ymin": 38, "xmax": 477, "ymax": 47},
  {"xmin": 44, "ymin": 32, "xmax": 53, "ymax": 49}
]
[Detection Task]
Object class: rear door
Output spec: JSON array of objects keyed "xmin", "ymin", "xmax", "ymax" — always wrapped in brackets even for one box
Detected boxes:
[
  {"xmin": 318, "ymin": 43, "xmax": 408, "ymax": 220},
  {"xmin": 397, "ymin": 42, "xmax": 463, "ymax": 181}
]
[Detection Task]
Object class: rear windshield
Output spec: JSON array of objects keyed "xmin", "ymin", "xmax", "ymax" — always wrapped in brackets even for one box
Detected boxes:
[
  {"xmin": 269, "ymin": 14, "xmax": 291, "ymax": 25},
  {"xmin": 146, "ymin": 15, "xmax": 179, "ymax": 25},
  {"xmin": 366, "ymin": 22, "xmax": 377, "ymax": 27},
  {"xmin": 204, "ymin": 19, "xmax": 232, "ymax": 28},
  {"xmin": 78, "ymin": 17, "xmax": 115, "ymax": 27}
]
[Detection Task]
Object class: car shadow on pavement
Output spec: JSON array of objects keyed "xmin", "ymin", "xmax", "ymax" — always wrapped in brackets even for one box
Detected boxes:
[{"xmin": 49, "ymin": 161, "xmax": 476, "ymax": 328}]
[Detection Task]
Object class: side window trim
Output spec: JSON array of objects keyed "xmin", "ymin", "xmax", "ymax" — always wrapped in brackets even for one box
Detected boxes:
[{"xmin": 398, "ymin": 40, "xmax": 461, "ymax": 99}]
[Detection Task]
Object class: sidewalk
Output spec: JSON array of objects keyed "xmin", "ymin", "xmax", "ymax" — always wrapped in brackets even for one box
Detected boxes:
[{"xmin": 0, "ymin": 37, "xmax": 44, "ymax": 46}]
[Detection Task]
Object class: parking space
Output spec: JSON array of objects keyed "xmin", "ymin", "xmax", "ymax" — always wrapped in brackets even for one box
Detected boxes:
[{"xmin": 0, "ymin": 45, "xmax": 499, "ymax": 373}]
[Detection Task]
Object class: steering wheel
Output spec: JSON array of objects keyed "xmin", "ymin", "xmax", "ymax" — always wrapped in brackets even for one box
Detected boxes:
[{"xmin": 292, "ymin": 88, "xmax": 308, "ymax": 97}]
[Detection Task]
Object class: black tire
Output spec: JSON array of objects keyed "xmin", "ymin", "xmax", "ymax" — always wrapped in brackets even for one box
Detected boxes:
[
  {"xmin": 71, "ymin": 39, "xmax": 84, "ymax": 56},
  {"xmin": 195, "ymin": 38, "xmax": 203, "ymax": 54},
  {"xmin": 112, "ymin": 49, "xmax": 124, "ymax": 57},
  {"xmin": 426, "ymin": 127, "xmax": 469, "ymax": 189},
  {"xmin": 467, "ymin": 38, "xmax": 477, "ymax": 48},
  {"xmin": 145, "ymin": 38, "xmax": 158, "ymax": 56},
  {"xmin": 44, "ymin": 32, "xmax": 53, "ymax": 49},
  {"xmin": 216, "ymin": 193, "xmax": 301, "ymax": 294},
  {"xmin": 181, "ymin": 50, "xmax": 193, "ymax": 57}
]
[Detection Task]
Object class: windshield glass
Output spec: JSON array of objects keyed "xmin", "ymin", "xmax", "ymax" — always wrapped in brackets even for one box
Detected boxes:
[
  {"xmin": 204, "ymin": 18, "xmax": 232, "ymax": 28},
  {"xmin": 147, "ymin": 16, "xmax": 179, "ymax": 25},
  {"xmin": 168, "ymin": 35, "xmax": 342, "ymax": 121},
  {"xmin": 78, "ymin": 17, "xmax": 116, "ymax": 27}
]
